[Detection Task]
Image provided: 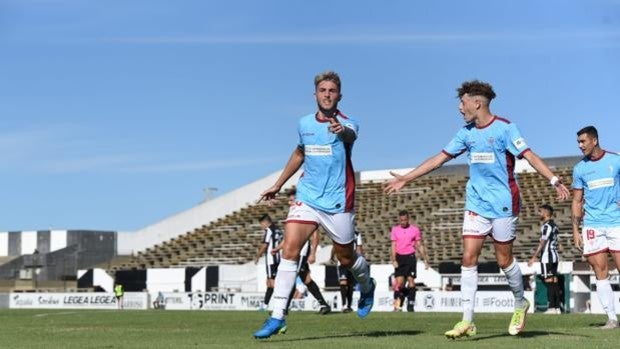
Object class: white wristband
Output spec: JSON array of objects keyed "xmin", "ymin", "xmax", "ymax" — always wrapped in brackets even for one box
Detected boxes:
[{"xmin": 550, "ymin": 176, "xmax": 560, "ymax": 187}]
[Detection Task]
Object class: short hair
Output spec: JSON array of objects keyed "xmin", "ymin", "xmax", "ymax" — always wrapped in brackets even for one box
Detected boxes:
[
  {"xmin": 287, "ymin": 188, "xmax": 296, "ymax": 197},
  {"xmin": 398, "ymin": 209, "xmax": 409, "ymax": 217},
  {"xmin": 314, "ymin": 70, "xmax": 341, "ymax": 91},
  {"xmin": 577, "ymin": 125, "xmax": 598, "ymax": 139},
  {"xmin": 540, "ymin": 204, "xmax": 554, "ymax": 215},
  {"xmin": 457, "ymin": 80, "xmax": 496, "ymax": 102},
  {"xmin": 258, "ymin": 214, "xmax": 272, "ymax": 223}
]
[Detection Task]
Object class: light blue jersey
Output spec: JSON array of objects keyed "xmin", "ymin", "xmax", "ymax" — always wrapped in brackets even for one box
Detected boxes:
[
  {"xmin": 295, "ymin": 111, "xmax": 358, "ymax": 213},
  {"xmin": 572, "ymin": 151, "xmax": 620, "ymax": 227},
  {"xmin": 442, "ymin": 116, "xmax": 530, "ymax": 218}
]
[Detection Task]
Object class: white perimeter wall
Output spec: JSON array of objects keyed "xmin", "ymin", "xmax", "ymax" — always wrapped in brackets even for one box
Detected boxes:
[
  {"xmin": 50, "ymin": 230, "xmax": 68, "ymax": 252},
  {"xmin": 0, "ymin": 232, "xmax": 7, "ymax": 256},
  {"xmin": 20, "ymin": 231, "xmax": 37, "ymax": 255},
  {"xmin": 147, "ymin": 268, "xmax": 186, "ymax": 293},
  {"xmin": 77, "ymin": 269, "xmax": 115, "ymax": 292},
  {"xmin": 191, "ymin": 268, "xmax": 206, "ymax": 292},
  {"xmin": 0, "ymin": 230, "xmax": 68, "ymax": 257}
]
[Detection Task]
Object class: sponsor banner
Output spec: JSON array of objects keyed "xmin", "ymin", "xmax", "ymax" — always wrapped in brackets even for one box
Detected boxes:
[
  {"xmin": 414, "ymin": 291, "xmax": 534, "ymax": 313},
  {"xmin": 9, "ymin": 292, "xmax": 148, "ymax": 310},
  {"xmin": 161, "ymin": 292, "xmax": 339, "ymax": 311},
  {"xmin": 444, "ymin": 274, "xmax": 508, "ymax": 286},
  {"xmin": 589, "ymin": 292, "xmax": 620, "ymax": 315},
  {"xmin": 160, "ymin": 291, "xmax": 533, "ymax": 313}
]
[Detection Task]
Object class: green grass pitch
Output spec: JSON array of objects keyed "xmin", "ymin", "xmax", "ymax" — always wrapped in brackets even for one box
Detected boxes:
[{"xmin": 0, "ymin": 309, "xmax": 618, "ymax": 348}]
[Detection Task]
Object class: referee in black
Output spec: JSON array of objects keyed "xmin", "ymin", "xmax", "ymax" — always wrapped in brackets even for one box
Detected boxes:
[{"xmin": 528, "ymin": 204, "xmax": 562, "ymax": 314}]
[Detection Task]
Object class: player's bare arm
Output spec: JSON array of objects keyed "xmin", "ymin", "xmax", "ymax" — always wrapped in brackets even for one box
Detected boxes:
[
  {"xmin": 259, "ymin": 146, "xmax": 304, "ymax": 203},
  {"xmin": 417, "ymin": 240, "xmax": 431, "ymax": 269},
  {"xmin": 272, "ymin": 241, "xmax": 284, "ymax": 255},
  {"xmin": 384, "ymin": 152, "xmax": 452, "ymax": 194},
  {"xmin": 528, "ymin": 240, "xmax": 544, "ymax": 266},
  {"xmin": 571, "ymin": 188, "xmax": 584, "ymax": 251},
  {"xmin": 390, "ymin": 240, "xmax": 398, "ymax": 268},
  {"xmin": 522, "ymin": 151, "xmax": 570, "ymax": 201},
  {"xmin": 255, "ymin": 244, "xmax": 268, "ymax": 264}
]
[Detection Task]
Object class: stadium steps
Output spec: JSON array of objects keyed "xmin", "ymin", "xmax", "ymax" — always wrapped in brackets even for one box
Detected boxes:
[{"xmin": 106, "ymin": 166, "xmax": 577, "ymax": 276}]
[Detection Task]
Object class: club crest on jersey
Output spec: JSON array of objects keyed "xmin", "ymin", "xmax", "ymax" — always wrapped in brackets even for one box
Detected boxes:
[{"xmin": 487, "ymin": 137, "xmax": 495, "ymax": 145}]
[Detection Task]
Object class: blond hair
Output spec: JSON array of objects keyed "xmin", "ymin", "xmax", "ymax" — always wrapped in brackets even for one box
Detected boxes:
[{"xmin": 314, "ymin": 70, "xmax": 341, "ymax": 91}]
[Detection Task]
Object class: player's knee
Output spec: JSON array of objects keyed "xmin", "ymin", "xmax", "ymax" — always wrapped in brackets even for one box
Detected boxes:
[
  {"xmin": 461, "ymin": 252, "xmax": 478, "ymax": 267},
  {"xmin": 281, "ymin": 248, "xmax": 301, "ymax": 260},
  {"xmin": 593, "ymin": 267, "xmax": 609, "ymax": 280},
  {"xmin": 496, "ymin": 258, "xmax": 512, "ymax": 269}
]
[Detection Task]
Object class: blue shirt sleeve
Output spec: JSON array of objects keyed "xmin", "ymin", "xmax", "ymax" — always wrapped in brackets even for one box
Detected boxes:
[
  {"xmin": 572, "ymin": 164, "xmax": 584, "ymax": 190},
  {"xmin": 341, "ymin": 116, "xmax": 359, "ymax": 137},
  {"xmin": 442, "ymin": 128, "xmax": 467, "ymax": 158}
]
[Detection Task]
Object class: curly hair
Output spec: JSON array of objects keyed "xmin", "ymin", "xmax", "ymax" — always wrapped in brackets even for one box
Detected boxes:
[
  {"xmin": 457, "ymin": 80, "xmax": 496, "ymax": 101},
  {"xmin": 314, "ymin": 70, "xmax": 341, "ymax": 91}
]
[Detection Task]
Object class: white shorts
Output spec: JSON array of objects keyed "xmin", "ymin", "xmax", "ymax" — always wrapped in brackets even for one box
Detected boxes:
[
  {"xmin": 462, "ymin": 211, "xmax": 518, "ymax": 243},
  {"xmin": 286, "ymin": 201, "xmax": 355, "ymax": 245},
  {"xmin": 582, "ymin": 226, "xmax": 620, "ymax": 257}
]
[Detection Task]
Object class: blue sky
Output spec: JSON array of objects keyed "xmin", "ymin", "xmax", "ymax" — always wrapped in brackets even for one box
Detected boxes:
[{"xmin": 0, "ymin": 0, "xmax": 618, "ymax": 231}]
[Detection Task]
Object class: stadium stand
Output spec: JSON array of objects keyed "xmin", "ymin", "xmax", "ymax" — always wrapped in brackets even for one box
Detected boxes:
[{"xmin": 106, "ymin": 156, "xmax": 581, "ymax": 276}]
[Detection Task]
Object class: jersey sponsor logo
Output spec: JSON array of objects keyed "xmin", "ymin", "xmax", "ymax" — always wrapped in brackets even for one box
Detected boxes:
[
  {"xmin": 512, "ymin": 137, "xmax": 527, "ymax": 150},
  {"xmin": 587, "ymin": 177, "xmax": 614, "ymax": 190},
  {"xmin": 305, "ymin": 145, "xmax": 333, "ymax": 156},
  {"xmin": 470, "ymin": 152, "xmax": 495, "ymax": 164}
]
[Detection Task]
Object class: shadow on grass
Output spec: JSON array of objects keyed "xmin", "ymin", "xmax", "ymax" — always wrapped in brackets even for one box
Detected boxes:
[
  {"xmin": 263, "ymin": 330, "xmax": 423, "ymax": 343},
  {"xmin": 470, "ymin": 330, "xmax": 590, "ymax": 341},
  {"xmin": 587, "ymin": 322, "xmax": 609, "ymax": 328}
]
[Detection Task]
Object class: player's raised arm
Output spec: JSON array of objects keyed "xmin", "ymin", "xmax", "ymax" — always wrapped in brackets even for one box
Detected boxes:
[
  {"xmin": 521, "ymin": 151, "xmax": 570, "ymax": 201},
  {"xmin": 384, "ymin": 152, "xmax": 452, "ymax": 194},
  {"xmin": 328, "ymin": 116, "xmax": 356, "ymax": 143},
  {"xmin": 259, "ymin": 146, "xmax": 304, "ymax": 203}
]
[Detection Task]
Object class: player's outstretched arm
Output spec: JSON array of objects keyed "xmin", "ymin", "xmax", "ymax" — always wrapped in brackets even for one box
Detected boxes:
[
  {"xmin": 522, "ymin": 151, "xmax": 570, "ymax": 201},
  {"xmin": 328, "ymin": 117, "xmax": 356, "ymax": 143},
  {"xmin": 571, "ymin": 189, "xmax": 584, "ymax": 251},
  {"xmin": 384, "ymin": 152, "xmax": 451, "ymax": 194},
  {"xmin": 259, "ymin": 146, "xmax": 304, "ymax": 203}
]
